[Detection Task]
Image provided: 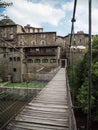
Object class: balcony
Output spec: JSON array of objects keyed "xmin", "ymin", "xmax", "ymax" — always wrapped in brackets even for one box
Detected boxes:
[{"xmin": 25, "ymin": 51, "xmax": 56, "ymax": 56}]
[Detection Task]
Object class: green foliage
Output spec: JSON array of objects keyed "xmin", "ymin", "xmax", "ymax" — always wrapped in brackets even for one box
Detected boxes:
[
  {"xmin": 0, "ymin": 78, "xmax": 3, "ymax": 83},
  {"xmin": 68, "ymin": 35, "xmax": 98, "ymax": 120},
  {"xmin": 68, "ymin": 55, "xmax": 88, "ymax": 98},
  {"xmin": 0, "ymin": 0, "xmax": 12, "ymax": 8},
  {"xmin": 92, "ymin": 36, "xmax": 98, "ymax": 63},
  {"xmin": 92, "ymin": 35, "xmax": 98, "ymax": 49},
  {"xmin": 5, "ymin": 81, "xmax": 47, "ymax": 88},
  {"xmin": 92, "ymin": 62, "xmax": 98, "ymax": 81},
  {"xmin": 77, "ymin": 80, "xmax": 95, "ymax": 113}
]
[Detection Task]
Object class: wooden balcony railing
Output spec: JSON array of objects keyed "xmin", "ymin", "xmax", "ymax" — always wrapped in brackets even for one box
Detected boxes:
[{"xmin": 25, "ymin": 51, "xmax": 56, "ymax": 56}]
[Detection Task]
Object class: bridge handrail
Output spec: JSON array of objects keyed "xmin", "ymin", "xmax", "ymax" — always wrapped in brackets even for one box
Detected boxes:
[{"xmin": 65, "ymin": 66, "xmax": 77, "ymax": 130}]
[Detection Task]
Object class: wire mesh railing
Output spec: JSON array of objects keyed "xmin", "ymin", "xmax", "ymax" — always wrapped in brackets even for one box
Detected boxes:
[
  {"xmin": 66, "ymin": 66, "xmax": 77, "ymax": 130},
  {"xmin": 0, "ymin": 66, "xmax": 60, "ymax": 130},
  {"xmin": 0, "ymin": 81, "xmax": 45, "ymax": 130}
]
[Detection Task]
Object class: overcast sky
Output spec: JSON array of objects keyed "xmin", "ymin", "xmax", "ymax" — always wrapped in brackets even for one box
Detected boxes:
[{"xmin": 0, "ymin": 0, "xmax": 98, "ymax": 36}]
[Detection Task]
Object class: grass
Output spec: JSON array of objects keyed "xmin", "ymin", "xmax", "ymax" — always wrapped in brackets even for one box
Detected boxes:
[{"xmin": 5, "ymin": 81, "xmax": 47, "ymax": 88}]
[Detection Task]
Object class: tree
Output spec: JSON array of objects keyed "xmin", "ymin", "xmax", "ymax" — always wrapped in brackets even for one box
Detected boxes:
[
  {"xmin": 0, "ymin": 0, "xmax": 12, "ymax": 8},
  {"xmin": 68, "ymin": 35, "xmax": 98, "ymax": 120}
]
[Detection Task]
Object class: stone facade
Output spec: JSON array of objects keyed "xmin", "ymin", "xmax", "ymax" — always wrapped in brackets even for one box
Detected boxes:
[
  {"xmin": 24, "ymin": 24, "xmax": 43, "ymax": 33},
  {"xmin": 64, "ymin": 31, "xmax": 89, "ymax": 47},
  {"xmin": 17, "ymin": 32, "xmax": 56, "ymax": 46},
  {"xmin": 64, "ymin": 31, "xmax": 89, "ymax": 64},
  {"xmin": 0, "ymin": 19, "xmax": 61, "ymax": 82},
  {"xmin": 0, "ymin": 18, "xmax": 89, "ymax": 82},
  {"xmin": 56, "ymin": 36, "xmax": 66, "ymax": 59}
]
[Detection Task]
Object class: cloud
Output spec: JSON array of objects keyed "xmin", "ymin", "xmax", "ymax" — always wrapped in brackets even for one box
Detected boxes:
[
  {"xmin": 3, "ymin": 0, "xmax": 65, "ymax": 27},
  {"xmin": 74, "ymin": 1, "xmax": 88, "ymax": 33},
  {"xmin": 63, "ymin": 0, "xmax": 98, "ymax": 35},
  {"xmin": 62, "ymin": 1, "xmax": 74, "ymax": 12},
  {"xmin": 76, "ymin": 0, "xmax": 98, "ymax": 34},
  {"xmin": 1, "ymin": 0, "xmax": 98, "ymax": 36},
  {"xmin": 62, "ymin": 0, "xmax": 88, "ymax": 33}
]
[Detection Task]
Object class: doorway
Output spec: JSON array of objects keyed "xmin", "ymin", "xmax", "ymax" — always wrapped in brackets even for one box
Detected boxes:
[{"xmin": 61, "ymin": 59, "xmax": 66, "ymax": 68}]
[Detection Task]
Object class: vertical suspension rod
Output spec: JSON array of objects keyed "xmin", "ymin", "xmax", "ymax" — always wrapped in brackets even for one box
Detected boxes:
[
  {"xmin": 69, "ymin": 0, "xmax": 77, "ymax": 47},
  {"xmin": 87, "ymin": 0, "xmax": 92, "ymax": 130}
]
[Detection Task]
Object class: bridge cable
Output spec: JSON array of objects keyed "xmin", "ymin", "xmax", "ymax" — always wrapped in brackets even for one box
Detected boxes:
[
  {"xmin": 69, "ymin": 0, "xmax": 77, "ymax": 48},
  {"xmin": 66, "ymin": 1, "xmax": 78, "ymax": 130},
  {"xmin": 68, "ymin": 0, "xmax": 77, "ymax": 106},
  {"xmin": 87, "ymin": 0, "xmax": 92, "ymax": 130},
  {"xmin": 69, "ymin": 0, "xmax": 92, "ymax": 130}
]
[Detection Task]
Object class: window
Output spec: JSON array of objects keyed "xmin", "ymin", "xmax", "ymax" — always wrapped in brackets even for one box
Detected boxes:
[
  {"xmin": 31, "ymin": 41, "xmax": 36, "ymax": 45},
  {"xmin": 22, "ymin": 59, "xmax": 27, "ymax": 63},
  {"xmin": 9, "ymin": 57, "xmax": 12, "ymax": 61},
  {"xmin": 42, "ymin": 59, "xmax": 48, "ymax": 63},
  {"xmin": 3, "ymin": 54, "xmax": 6, "ymax": 58},
  {"xmin": 41, "ymin": 34, "xmax": 46, "ymax": 38},
  {"xmin": 18, "ymin": 41, "xmax": 24, "ymax": 46},
  {"xmin": 50, "ymin": 59, "xmax": 56, "ymax": 63},
  {"xmin": 73, "ymin": 39, "xmax": 76, "ymax": 45},
  {"xmin": 27, "ymin": 59, "xmax": 33, "ymax": 63},
  {"xmin": 34, "ymin": 59, "xmax": 40, "ymax": 63},
  {"xmin": 9, "ymin": 48, "xmax": 12, "ymax": 52},
  {"xmin": 36, "ymin": 48, "xmax": 39, "ymax": 52},
  {"xmin": 13, "ymin": 68, "xmax": 16, "ymax": 72},
  {"xmin": 17, "ymin": 57, "xmax": 20, "ymax": 61},
  {"xmin": 14, "ymin": 48, "xmax": 17, "ymax": 52},
  {"xmin": 10, "ymin": 34, "xmax": 13, "ymax": 39},
  {"xmin": 40, "ymin": 40, "xmax": 46, "ymax": 45}
]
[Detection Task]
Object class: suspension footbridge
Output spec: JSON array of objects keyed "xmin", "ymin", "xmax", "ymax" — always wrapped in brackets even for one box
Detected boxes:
[{"xmin": 5, "ymin": 68, "xmax": 76, "ymax": 130}]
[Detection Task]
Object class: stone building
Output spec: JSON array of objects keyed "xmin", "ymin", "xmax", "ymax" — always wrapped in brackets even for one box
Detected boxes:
[
  {"xmin": 64, "ymin": 31, "xmax": 89, "ymax": 64},
  {"xmin": 0, "ymin": 18, "xmax": 89, "ymax": 82},
  {"xmin": 0, "ymin": 18, "xmax": 61, "ymax": 82},
  {"xmin": 24, "ymin": 24, "xmax": 43, "ymax": 33}
]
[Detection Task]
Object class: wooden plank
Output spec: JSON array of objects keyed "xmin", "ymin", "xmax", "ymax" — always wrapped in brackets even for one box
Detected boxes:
[
  {"xmin": 15, "ymin": 116, "xmax": 68, "ymax": 127},
  {"xmin": 7, "ymin": 68, "xmax": 70, "ymax": 130},
  {"xmin": 12, "ymin": 122, "xmax": 69, "ymax": 130}
]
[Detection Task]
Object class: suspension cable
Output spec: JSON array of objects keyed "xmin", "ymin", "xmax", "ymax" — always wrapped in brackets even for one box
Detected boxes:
[
  {"xmin": 87, "ymin": 0, "xmax": 92, "ymax": 130},
  {"xmin": 69, "ymin": 0, "xmax": 77, "ymax": 47}
]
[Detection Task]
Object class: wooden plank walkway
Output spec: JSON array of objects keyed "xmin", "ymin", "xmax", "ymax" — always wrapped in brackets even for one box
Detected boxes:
[{"xmin": 7, "ymin": 68, "xmax": 70, "ymax": 130}]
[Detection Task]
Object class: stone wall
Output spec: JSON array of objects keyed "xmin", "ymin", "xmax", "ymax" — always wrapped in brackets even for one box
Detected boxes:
[
  {"xmin": 17, "ymin": 32, "xmax": 56, "ymax": 46},
  {"xmin": 23, "ymin": 66, "xmax": 61, "ymax": 81}
]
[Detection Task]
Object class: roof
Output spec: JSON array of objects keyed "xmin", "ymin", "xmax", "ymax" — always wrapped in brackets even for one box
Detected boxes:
[
  {"xmin": 64, "ymin": 32, "xmax": 89, "ymax": 38},
  {"xmin": 0, "ymin": 18, "xmax": 16, "ymax": 25},
  {"xmin": 24, "ymin": 24, "xmax": 43, "ymax": 30},
  {"xmin": 4, "ymin": 45, "xmax": 60, "ymax": 49},
  {"xmin": 17, "ymin": 32, "xmax": 56, "ymax": 35}
]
